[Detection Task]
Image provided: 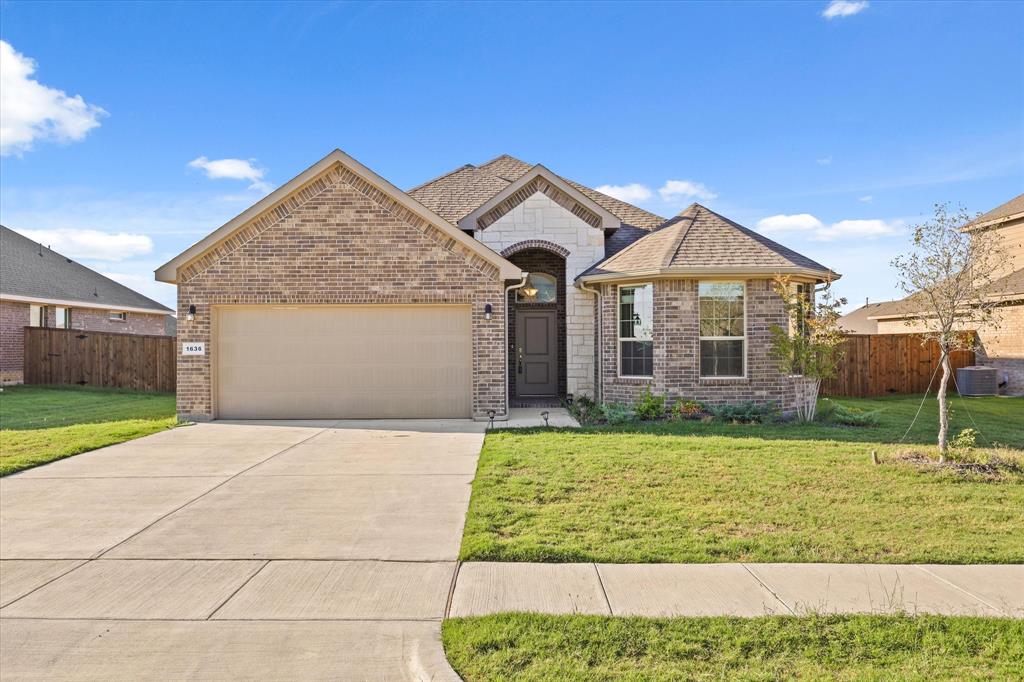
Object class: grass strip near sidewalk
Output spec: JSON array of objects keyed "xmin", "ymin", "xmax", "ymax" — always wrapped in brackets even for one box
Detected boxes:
[
  {"xmin": 0, "ymin": 385, "xmax": 177, "ymax": 476},
  {"xmin": 461, "ymin": 395, "xmax": 1024, "ymax": 564},
  {"xmin": 443, "ymin": 613, "xmax": 1024, "ymax": 681}
]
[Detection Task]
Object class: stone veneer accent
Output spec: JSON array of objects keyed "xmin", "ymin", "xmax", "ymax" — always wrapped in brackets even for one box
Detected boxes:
[
  {"xmin": 876, "ymin": 301, "xmax": 1024, "ymax": 395},
  {"xmin": 0, "ymin": 300, "xmax": 167, "ymax": 384},
  {"xmin": 476, "ymin": 191, "xmax": 602, "ymax": 397},
  {"xmin": 477, "ymin": 177, "xmax": 603, "ymax": 231},
  {"xmin": 175, "ymin": 166, "xmax": 506, "ymax": 421},
  {"xmin": 599, "ymin": 279, "xmax": 797, "ymax": 411}
]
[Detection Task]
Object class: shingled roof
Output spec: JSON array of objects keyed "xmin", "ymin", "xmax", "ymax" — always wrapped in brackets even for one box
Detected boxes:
[
  {"xmin": 1, "ymin": 225, "xmax": 172, "ymax": 313},
  {"xmin": 408, "ymin": 154, "xmax": 666, "ymax": 230},
  {"xmin": 579, "ymin": 204, "xmax": 838, "ymax": 281},
  {"xmin": 966, "ymin": 192, "xmax": 1024, "ymax": 231}
]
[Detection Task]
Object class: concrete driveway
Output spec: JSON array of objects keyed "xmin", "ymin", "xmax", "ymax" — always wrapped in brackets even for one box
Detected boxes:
[{"xmin": 0, "ymin": 419, "xmax": 485, "ymax": 680}]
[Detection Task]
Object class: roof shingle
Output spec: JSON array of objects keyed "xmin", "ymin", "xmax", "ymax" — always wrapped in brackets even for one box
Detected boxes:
[{"xmin": 0, "ymin": 225, "xmax": 172, "ymax": 312}]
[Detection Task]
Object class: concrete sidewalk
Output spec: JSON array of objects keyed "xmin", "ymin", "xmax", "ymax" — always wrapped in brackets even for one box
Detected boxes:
[{"xmin": 449, "ymin": 562, "xmax": 1024, "ymax": 618}]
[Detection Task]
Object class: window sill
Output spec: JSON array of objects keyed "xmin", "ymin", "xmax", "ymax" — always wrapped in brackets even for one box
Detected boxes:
[
  {"xmin": 614, "ymin": 376, "xmax": 653, "ymax": 383},
  {"xmin": 699, "ymin": 376, "xmax": 749, "ymax": 384}
]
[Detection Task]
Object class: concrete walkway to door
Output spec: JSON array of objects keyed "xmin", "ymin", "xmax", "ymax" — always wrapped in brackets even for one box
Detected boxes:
[{"xmin": 0, "ymin": 419, "xmax": 485, "ymax": 680}]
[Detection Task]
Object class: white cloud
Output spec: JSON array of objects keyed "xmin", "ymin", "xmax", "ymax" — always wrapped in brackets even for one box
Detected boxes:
[
  {"xmin": 188, "ymin": 156, "xmax": 272, "ymax": 192},
  {"xmin": 858, "ymin": 195, "xmax": 873, "ymax": 203},
  {"xmin": 15, "ymin": 227, "xmax": 153, "ymax": 261},
  {"xmin": 812, "ymin": 219, "xmax": 901, "ymax": 241},
  {"xmin": 658, "ymin": 180, "xmax": 718, "ymax": 203},
  {"xmin": 756, "ymin": 214, "xmax": 825, "ymax": 233},
  {"xmin": 822, "ymin": 0, "xmax": 869, "ymax": 19},
  {"xmin": 595, "ymin": 183, "xmax": 652, "ymax": 203},
  {"xmin": 816, "ymin": 156, "xmax": 833, "ymax": 166},
  {"xmin": 756, "ymin": 213, "xmax": 901, "ymax": 241},
  {"xmin": 0, "ymin": 40, "xmax": 107, "ymax": 156}
]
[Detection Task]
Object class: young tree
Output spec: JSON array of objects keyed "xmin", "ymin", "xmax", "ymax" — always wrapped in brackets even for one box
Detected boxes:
[
  {"xmin": 890, "ymin": 203, "xmax": 1004, "ymax": 460},
  {"xmin": 769, "ymin": 275, "xmax": 847, "ymax": 422}
]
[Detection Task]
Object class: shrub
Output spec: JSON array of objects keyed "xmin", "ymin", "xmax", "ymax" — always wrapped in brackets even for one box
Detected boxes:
[
  {"xmin": 828, "ymin": 403, "xmax": 880, "ymax": 427},
  {"xmin": 633, "ymin": 387, "xmax": 666, "ymax": 421},
  {"xmin": 709, "ymin": 401, "xmax": 778, "ymax": 424},
  {"xmin": 600, "ymin": 402, "xmax": 634, "ymax": 425},
  {"xmin": 567, "ymin": 395, "xmax": 600, "ymax": 426},
  {"xmin": 673, "ymin": 399, "xmax": 704, "ymax": 420},
  {"xmin": 951, "ymin": 427, "xmax": 979, "ymax": 450}
]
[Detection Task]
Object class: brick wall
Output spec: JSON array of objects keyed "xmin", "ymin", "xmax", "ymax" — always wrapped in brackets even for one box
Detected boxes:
[
  {"xmin": 477, "ymin": 191, "xmax": 603, "ymax": 396},
  {"xmin": 70, "ymin": 308, "xmax": 167, "ymax": 335},
  {"xmin": 876, "ymin": 300, "xmax": 1024, "ymax": 395},
  {"xmin": 175, "ymin": 166, "xmax": 506, "ymax": 421},
  {"xmin": 0, "ymin": 301, "xmax": 29, "ymax": 383},
  {"xmin": 0, "ymin": 300, "xmax": 167, "ymax": 384},
  {"xmin": 599, "ymin": 278, "xmax": 797, "ymax": 411}
]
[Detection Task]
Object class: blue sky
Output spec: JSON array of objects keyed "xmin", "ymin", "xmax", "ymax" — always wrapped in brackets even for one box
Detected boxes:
[{"xmin": 1, "ymin": 0, "xmax": 1021, "ymax": 311}]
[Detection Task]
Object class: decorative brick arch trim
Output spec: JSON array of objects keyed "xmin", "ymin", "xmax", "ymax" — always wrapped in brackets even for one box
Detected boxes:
[
  {"xmin": 500, "ymin": 240, "xmax": 571, "ymax": 259},
  {"xmin": 478, "ymin": 176, "xmax": 603, "ymax": 231}
]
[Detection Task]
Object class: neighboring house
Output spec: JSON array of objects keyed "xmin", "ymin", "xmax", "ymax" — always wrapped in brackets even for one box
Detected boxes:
[
  {"xmin": 868, "ymin": 193, "xmax": 1024, "ymax": 395},
  {"xmin": 838, "ymin": 300, "xmax": 898, "ymax": 334},
  {"xmin": 0, "ymin": 225, "xmax": 174, "ymax": 384},
  {"xmin": 157, "ymin": 149, "xmax": 838, "ymax": 421}
]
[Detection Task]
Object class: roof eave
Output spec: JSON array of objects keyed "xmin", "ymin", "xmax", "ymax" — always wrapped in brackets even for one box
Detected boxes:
[
  {"xmin": 0, "ymin": 292, "xmax": 172, "ymax": 315},
  {"xmin": 962, "ymin": 210, "xmax": 1024, "ymax": 232},
  {"xmin": 577, "ymin": 265, "xmax": 841, "ymax": 285},
  {"xmin": 156, "ymin": 149, "xmax": 521, "ymax": 284}
]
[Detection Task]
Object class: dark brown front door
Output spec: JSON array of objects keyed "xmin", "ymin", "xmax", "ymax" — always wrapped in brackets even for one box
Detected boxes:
[{"xmin": 515, "ymin": 310, "xmax": 558, "ymax": 396}]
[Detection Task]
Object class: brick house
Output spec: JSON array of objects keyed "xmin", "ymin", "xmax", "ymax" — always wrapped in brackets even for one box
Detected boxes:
[
  {"xmin": 0, "ymin": 225, "xmax": 174, "ymax": 384},
  {"xmin": 157, "ymin": 149, "xmax": 838, "ymax": 421},
  {"xmin": 867, "ymin": 193, "xmax": 1024, "ymax": 395}
]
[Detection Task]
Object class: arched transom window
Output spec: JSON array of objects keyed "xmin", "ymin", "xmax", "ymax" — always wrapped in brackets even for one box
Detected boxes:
[{"xmin": 516, "ymin": 272, "xmax": 557, "ymax": 303}]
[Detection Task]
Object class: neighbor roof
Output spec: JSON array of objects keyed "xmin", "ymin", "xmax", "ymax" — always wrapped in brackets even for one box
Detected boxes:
[
  {"xmin": 0, "ymin": 226, "xmax": 172, "ymax": 314},
  {"xmin": 409, "ymin": 154, "xmax": 666, "ymax": 230},
  {"xmin": 578, "ymin": 204, "xmax": 838, "ymax": 282},
  {"xmin": 965, "ymin": 192, "xmax": 1024, "ymax": 231},
  {"xmin": 838, "ymin": 301, "xmax": 899, "ymax": 334}
]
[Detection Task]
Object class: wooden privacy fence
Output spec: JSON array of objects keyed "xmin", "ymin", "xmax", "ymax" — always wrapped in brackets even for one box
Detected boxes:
[
  {"xmin": 821, "ymin": 332, "xmax": 975, "ymax": 398},
  {"xmin": 24, "ymin": 327, "xmax": 176, "ymax": 393}
]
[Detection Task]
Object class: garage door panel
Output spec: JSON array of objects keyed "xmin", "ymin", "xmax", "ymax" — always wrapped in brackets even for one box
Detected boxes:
[{"xmin": 215, "ymin": 306, "xmax": 472, "ymax": 419}]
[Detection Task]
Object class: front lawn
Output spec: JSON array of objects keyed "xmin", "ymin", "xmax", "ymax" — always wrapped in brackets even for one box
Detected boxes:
[
  {"xmin": 443, "ymin": 613, "xmax": 1024, "ymax": 681},
  {"xmin": 461, "ymin": 395, "xmax": 1024, "ymax": 563},
  {"xmin": 0, "ymin": 385, "xmax": 177, "ymax": 476}
]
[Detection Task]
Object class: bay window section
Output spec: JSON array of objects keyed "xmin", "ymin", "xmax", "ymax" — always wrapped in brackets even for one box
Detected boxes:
[
  {"xmin": 618, "ymin": 284, "xmax": 653, "ymax": 377},
  {"xmin": 699, "ymin": 281, "xmax": 745, "ymax": 377}
]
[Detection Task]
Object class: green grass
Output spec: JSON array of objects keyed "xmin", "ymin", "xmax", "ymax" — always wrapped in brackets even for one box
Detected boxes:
[
  {"xmin": 461, "ymin": 395, "xmax": 1024, "ymax": 564},
  {"xmin": 443, "ymin": 613, "xmax": 1024, "ymax": 681},
  {"xmin": 0, "ymin": 385, "xmax": 177, "ymax": 476}
]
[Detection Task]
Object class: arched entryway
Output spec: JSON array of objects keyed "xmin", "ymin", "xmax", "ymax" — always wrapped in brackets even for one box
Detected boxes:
[{"xmin": 505, "ymin": 246, "xmax": 567, "ymax": 406}]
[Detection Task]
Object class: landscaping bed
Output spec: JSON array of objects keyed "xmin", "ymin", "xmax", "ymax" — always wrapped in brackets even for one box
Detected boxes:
[
  {"xmin": 443, "ymin": 613, "xmax": 1024, "ymax": 681},
  {"xmin": 460, "ymin": 395, "xmax": 1024, "ymax": 563},
  {"xmin": 0, "ymin": 385, "xmax": 177, "ymax": 476}
]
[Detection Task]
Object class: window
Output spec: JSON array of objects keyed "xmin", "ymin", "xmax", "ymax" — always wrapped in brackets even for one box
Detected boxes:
[
  {"xmin": 109, "ymin": 311, "xmax": 127, "ymax": 322},
  {"xmin": 516, "ymin": 272, "xmax": 557, "ymax": 304},
  {"xmin": 618, "ymin": 284, "xmax": 653, "ymax": 377},
  {"xmin": 54, "ymin": 306, "xmax": 71, "ymax": 329},
  {"xmin": 699, "ymin": 281, "xmax": 745, "ymax": 377},
  {"xmin": 30, "ymin": 305, "xmax": 45, "ymax": 327}
]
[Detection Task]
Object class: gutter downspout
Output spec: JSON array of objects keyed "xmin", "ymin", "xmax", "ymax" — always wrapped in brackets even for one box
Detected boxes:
[
  {"xmin": 579, "ymin": 281, "xmax": 602, "ymax": 403},
  {"xmin": 502, "ymin": 272, "xmax": 530, "ymax": 418}
]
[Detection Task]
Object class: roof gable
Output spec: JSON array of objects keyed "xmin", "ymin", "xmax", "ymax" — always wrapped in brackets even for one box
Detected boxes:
[
  {"xmin": 409, "ymin": 154, "xmax": 666, "ymax": 230},
  {"xmin": 459, "ymin": 165, "xmax": 620, "ymax": 231},
  {"xmin": 580, "ymin": 204, "xmax": 838, "ymax": 282},
  {"xmin": 0, "ymin": 226, "xmax": 172, "ymax": 313},
  {"xmin": 965, "ymin": 192, "xmax": 1024, "ymax": 231},
  {"xmin": 157, "ymin": 149, "xmax": 521, "ymax": 283}
]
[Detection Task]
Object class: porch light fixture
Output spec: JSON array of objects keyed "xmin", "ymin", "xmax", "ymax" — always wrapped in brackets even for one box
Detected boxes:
[
  {"xmin": 484, "ymin": 303, "xmax": 493, "ymax": 321},
  {"xmin": 522, "ymin": 286, "xmax": 538, "ymax": 299},
  {"xmin": 186, "ymin": 304, "xmax": 196, "ymax": 322}
]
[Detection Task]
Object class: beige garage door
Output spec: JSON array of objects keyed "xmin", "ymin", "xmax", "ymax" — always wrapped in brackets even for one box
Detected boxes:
[{"xmin": 215, "ymin": 305, "xmax": 472, "ymax": 419}]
